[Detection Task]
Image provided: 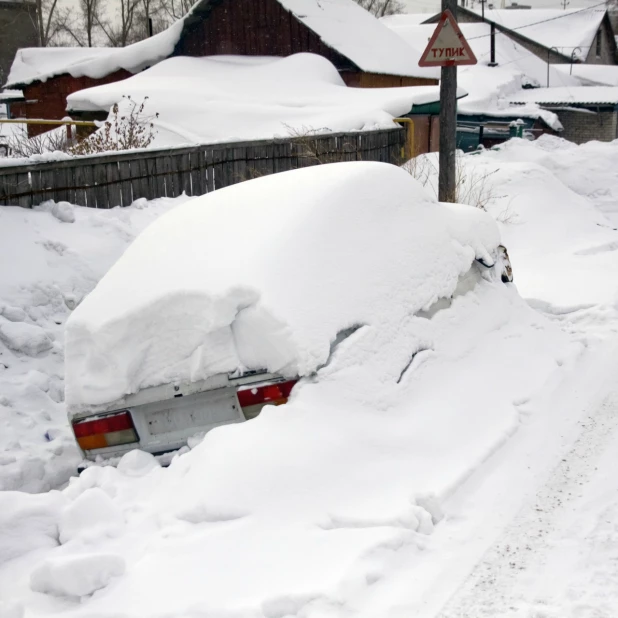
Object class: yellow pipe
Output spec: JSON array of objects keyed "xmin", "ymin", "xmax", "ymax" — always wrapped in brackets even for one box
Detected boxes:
[
  {"xmin": 0, "ymin": 118, "xmax": 97, "ymax": 127},
  {"xmin": 394, "ymin": 118, "xmax": 415, "ymax": 161}
]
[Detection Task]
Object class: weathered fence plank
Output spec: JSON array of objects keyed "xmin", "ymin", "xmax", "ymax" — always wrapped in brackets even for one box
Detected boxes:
[{"xmin": 0, "ymin": 128, "xmax": 405, "ymax": 209}]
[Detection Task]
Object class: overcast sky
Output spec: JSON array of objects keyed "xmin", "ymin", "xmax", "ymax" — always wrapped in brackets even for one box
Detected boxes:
[
  {"xmin": 59, "ymin": 0, "xmax": 609, "ymax": 40},
  {"xmin": 400, "ymin": 0, "xmax": 605, "ymax": 13}
]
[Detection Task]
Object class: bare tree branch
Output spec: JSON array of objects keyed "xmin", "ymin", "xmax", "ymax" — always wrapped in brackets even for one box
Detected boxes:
[{"xmin": 354, "ymin": 0, "xmax": 405, "ymax": 17}]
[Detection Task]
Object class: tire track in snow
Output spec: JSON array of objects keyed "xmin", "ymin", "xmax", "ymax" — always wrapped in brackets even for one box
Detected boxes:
[{"xmin": 437, "ymin": 390, "xmax": 618, "ymax": 618}]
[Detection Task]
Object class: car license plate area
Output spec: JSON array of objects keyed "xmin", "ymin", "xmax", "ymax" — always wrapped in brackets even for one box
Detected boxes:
[{"xmin": 145, "ymin": 388, "xmax": 239, "ymax": 436}]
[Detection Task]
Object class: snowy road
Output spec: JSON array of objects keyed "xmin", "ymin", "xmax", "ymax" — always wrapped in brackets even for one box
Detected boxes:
[
  {"xmin": 353, "ymin": 332, "xmax": 618, "ymax": 618},
  {"xmin": 439, "ymin": 383, "xmax": 618, "ymax": 618}
]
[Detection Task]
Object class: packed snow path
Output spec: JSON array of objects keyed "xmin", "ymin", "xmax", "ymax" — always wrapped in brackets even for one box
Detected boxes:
[{"xmin": 439, "ymin": 387, "xmax": 618, "ymax": 618}]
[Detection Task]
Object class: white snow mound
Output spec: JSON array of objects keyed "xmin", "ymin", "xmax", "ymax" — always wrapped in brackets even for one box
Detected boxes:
[
  {"xmin": 29, "ymin": 553, "xmax": 125, "ymax": 597},
  {"xmin": 65, "ymin": 161, "xmax": 500, "ymax": 410},
  {"xmin": 0, "ymin": 318, "xmax": 53, "ymax": 357}
]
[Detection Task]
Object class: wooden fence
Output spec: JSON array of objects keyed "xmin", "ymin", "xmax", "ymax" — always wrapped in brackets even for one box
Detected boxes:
[{"xmin": 0, "ymin": 129, "xmax": 405, "ymax": 209}]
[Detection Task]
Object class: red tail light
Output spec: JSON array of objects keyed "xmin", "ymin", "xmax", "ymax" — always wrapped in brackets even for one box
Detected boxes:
[
  {"xmin": 72, "ymin": 411, "xmax": 138, "ymax": 451},
  {"xmin": 237, "ymin": 380, "xmax": 297, "ymax": 420}
]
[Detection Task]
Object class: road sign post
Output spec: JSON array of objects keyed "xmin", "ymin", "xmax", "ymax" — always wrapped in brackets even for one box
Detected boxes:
[{"xmin": 419, "ymin": 5, "xmax": 477, "ymax": 203}]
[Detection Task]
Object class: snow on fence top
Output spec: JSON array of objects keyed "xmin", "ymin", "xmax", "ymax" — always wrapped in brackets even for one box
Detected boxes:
[
  {"xmin": 64, "ymin": 161, "xmax": 500, "ymax": 409},
  {"xmin": 66, "ymin": 54, "xmax": 446, "ymax": 148},
  {"xmin": 5, "ymin": 0, "xmax": 437, "ymax": 89},
  {"xmin": 509, "ymin": 86, "xmax": 618, "ymax": 106},
  {"xmin": 468, "ymin": 8, "xmax": 607, "ymax": 61}
]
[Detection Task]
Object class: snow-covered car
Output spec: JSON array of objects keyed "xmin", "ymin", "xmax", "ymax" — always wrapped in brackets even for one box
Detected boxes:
[
  {"xmin": 70, "ymin": 371, "xmax": 298, "ymax": 466},
  {"xmin": 65, "ymin": 161, "xmax": 511, "ymax": 466}
]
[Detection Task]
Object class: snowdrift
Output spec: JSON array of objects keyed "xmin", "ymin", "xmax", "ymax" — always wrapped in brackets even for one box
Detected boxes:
[
  {"xmin": 66, "ymin": 54, "xmax": 446, "ymax": 147},
  {"xmin": 1, "ymin": 142, "xmax": 600, "ymax": 618},
  {"xmin": 65, "ymin": 161, "xmax": 499, "ymax": 410},
  {"xmin": 0, "ymin": 196, "xmax": 188, "ymax": 493}
]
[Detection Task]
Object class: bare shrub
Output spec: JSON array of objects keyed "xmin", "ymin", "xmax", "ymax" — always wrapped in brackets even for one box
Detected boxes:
[
  {"xmin": 6, "ymin": 124, "xmax": 70, "ymax": 158},
  {"xmin": 403, "ymin": 152, "xmax": 501, "ymax": 211},
  {"xmin": 70, "ymin": 96, "xmax": 158, "ymax": 155}
]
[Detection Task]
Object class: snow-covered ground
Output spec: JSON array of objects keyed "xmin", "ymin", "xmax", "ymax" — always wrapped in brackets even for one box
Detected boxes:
[
  {"xmin": 0, "ymin": 196, "xmax": 191, "ymax": 492},
  {"xmin": 1, "ymin": 135, "xmax": 618, "ymax": 617}
]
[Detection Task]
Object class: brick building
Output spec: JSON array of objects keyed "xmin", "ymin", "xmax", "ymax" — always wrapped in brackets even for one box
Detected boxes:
[
  {"xmin": 4, "ymin": 0, "xmax": 438, "ymax": 137},
  {"xmin": 509, "ymin": 87, "xmax": 618, "ymax": 144}
]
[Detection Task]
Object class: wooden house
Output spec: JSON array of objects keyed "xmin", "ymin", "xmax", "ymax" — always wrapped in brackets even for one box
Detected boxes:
[{"xmin": 422, "ymin": 7, "xmax": 618, "ymax": 66}]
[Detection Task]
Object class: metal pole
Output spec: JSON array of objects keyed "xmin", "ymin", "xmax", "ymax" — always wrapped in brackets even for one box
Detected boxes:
[
  {"xmin": 570, "ymin": 50, "xmax": 575, "ymax": 74},
  {"xmin": 439, "ymin": 0, "xmax": 458, "ymax": 203},
  {"xmin": 547, "ymin": 46, "xmax": 559, "ymax": 87},
  {"xmin": 489, "ymin": 22, "xmax": 497, "ymax": 66}
]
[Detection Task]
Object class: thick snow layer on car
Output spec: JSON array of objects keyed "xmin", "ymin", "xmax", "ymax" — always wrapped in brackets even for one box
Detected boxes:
[
  {"xmin": 66, "ymin": 54, "xmax": 447, "ymax": 147},
  {"xmin": 64, "ymin": 161, "xmax": 500, "ymax": 410}
]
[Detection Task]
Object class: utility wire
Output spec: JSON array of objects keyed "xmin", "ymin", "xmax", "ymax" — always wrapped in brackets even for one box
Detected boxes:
[{"xmin": 465, "ymin": 1, "xmax": 607, "ymax": 41}]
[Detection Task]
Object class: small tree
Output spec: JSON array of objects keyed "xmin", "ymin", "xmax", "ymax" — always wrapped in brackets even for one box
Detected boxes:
[{"xmin": 70, "ymin": 96, "xmax": 158, "ymax": 155}]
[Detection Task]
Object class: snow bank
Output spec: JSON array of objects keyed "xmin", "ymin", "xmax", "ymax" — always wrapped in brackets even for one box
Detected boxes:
[
  {"xmin": 0, "ymin": 491, "xmax": 66, "ymax": 564},
  {"xmin": 0, "ymin": 146, "xmax": 596, "ymax": 618},
  {"xmin": 30, "ymin": 553, "xmax": 125, "ymax": 597},
  {"xmin": 413, "ymin": 136, "xmax": 618, "ymax": 318},
  {"xmin": 66, "ymin": 54, "xmax": 446, "ymax": 147},
  {"xmin": 65, "ymin": 161, "xmax": 500, "ymax": 410},
  {"xmin": 0, "ymin": 196, "xmax": 189, "ymax": 493}
]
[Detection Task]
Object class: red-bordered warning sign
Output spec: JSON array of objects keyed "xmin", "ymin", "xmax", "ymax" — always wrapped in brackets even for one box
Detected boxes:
[{"xmin": 419, "ymin": 10, "xmax": 477, "ymax": 67}]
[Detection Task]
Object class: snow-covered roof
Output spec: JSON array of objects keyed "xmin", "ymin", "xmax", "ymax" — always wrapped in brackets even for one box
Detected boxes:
[
  {"xmin": 468, "ymin": 8, "xmax": 608, "ymax": 60},
  {"xmin": 66, "ymin": 54, "xmax": 446, "ymax": 148},
  {"xmin": 0, "ymin": 89, "xmax": 24, "ymax": 101},
  {"xmin": 5, "ymin": 0, "xmax": 438, "ymax": 89},
  {"xmin": 382, "ymin": 19, "xmax": 572, "ymax": 129},
  {"xmin": 4, "ymin": 21, "xmax": 184, "ymax": 88},
  {"xmin": 553, "ymin": 64, "xmax": 618, "ymax": 87},
  {"xmin": 208, "ymin": 0, "xmax": 438, "ymax": 79},
  {"xmin": 509, "ymin": 86, "xmax": 618, "ymax": 106}
]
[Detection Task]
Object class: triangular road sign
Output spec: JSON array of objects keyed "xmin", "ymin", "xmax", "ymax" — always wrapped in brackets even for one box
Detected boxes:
[{"xmin": 419, "ymin": 10, "xmax": 477, "ymax": 67}]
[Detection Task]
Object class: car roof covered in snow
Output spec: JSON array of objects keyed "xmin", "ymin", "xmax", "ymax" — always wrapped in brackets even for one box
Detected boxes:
[{"xmin": 64, "ymin": 161, "xmax": 499, "ymax": 410}]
